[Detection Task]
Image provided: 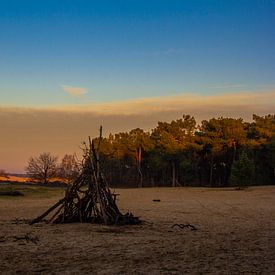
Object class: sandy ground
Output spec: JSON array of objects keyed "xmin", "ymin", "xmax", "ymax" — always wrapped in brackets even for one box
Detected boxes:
[{"xmin": 0, "ymin": 186, "xmax": 275, "ymax": 274}]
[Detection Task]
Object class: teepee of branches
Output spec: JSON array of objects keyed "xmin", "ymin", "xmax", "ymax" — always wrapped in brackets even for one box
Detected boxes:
[{"xmin": 30, "ymin": 127, "xmax": 140, "ymax": 225}]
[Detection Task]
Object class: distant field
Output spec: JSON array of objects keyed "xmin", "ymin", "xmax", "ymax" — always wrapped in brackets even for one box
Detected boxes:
[
  {"xmin": 0, "ymin": 186, "xmax": 275, "ymax": 273},
  {"xmin": 0, "ymin": 175, "xmax": 28, "ymax": 183}
]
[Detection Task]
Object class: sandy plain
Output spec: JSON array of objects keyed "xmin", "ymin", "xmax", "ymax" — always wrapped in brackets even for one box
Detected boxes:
[{"xmin": 0, "ymin": 186, "xmax": 275, "ymax": 274}]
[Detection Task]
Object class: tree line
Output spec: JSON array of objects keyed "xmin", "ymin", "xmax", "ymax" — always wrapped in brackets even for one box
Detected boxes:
[{"xmin": 25, "ymin": 114, "xmax": 275, "ymax": 188}]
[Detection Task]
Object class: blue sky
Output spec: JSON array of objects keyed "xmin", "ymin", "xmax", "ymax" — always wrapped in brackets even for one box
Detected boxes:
[
  {"xmin": 0, "ymin": 0, "xmax": 275, "ymax": 106},
  {"xmin": 1, "ymin": 0, "xmax": 275, "ymax": 172}
]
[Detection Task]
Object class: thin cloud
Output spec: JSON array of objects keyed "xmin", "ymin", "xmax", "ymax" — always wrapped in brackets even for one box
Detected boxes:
[
  {"xmin": 51, "ymin": 90, "xmax": 275, "ymax": 116},
  {"xmin": 61, "ymin": 85, "xmax": 87, "ymax": 96}
]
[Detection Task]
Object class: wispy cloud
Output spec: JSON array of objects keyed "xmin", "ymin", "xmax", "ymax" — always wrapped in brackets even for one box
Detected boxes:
[
  {"xmin": 52, "ymin": 90, "xmax": 275, "ymax": 116},
  {"xmin": 61, "ymin": 85, "xmax": 87, "ymax": 96}
]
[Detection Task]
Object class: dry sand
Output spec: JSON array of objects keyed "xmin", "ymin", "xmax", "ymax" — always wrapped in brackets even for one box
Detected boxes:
[{"xmin": 0, "ymin": 186, "xmax": 275, "ymax": 274}]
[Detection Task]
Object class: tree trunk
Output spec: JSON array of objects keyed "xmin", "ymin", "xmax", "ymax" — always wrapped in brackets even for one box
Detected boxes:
[
  {"xmin": 172, "ymin": 161, "xmax": 176, "ymax": 187},
  {"xmin": 209, "ymin": 156, "xmax": 213, "ymax": 186},
  {"xmin": 137, "ymin": 146, "xmax": 143, "ymax": 188}
]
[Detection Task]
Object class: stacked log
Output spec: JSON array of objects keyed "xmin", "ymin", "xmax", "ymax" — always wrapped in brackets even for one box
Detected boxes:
[{"xmin": 30, "ymin": 127, "xmax": 140, "ymax": 225}]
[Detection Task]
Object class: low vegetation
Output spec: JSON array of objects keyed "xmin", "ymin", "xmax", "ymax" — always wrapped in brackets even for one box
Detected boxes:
[
  {"xmin": 0, "ymin": 190, "xmax": 24, "ymax": 197},
  {"xmin": 0, "ymin": 184, "xmax": 65, "ymax": 199}
]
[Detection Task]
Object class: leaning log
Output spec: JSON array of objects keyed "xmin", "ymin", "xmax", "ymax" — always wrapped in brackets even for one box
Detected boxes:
[{"xmin": 29, "ymin": 198, "xmax": 65, "ymax": 225}]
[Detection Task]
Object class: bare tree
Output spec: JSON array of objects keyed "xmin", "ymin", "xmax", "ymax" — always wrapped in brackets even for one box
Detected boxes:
[
  {"xmin": 0, "ymin": 169, "xmax": 9, "ymax": 179},
  {"xmin": 26, "ymin": 153, "xmax": 58, "ymax": 184},
  {"xmin": 58, "ymin": 154, "xmax": 80, "ymax": 184}
]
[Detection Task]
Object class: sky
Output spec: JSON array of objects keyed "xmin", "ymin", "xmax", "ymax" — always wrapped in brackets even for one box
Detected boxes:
[{"xmin": 0, "ymin": 0, "xmax": 275, "ymax": 172}]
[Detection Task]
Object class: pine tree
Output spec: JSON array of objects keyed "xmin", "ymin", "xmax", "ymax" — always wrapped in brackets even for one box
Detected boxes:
[{"xmin": 230, "ymin": 151, "xmax": 254, "ymax": 188}]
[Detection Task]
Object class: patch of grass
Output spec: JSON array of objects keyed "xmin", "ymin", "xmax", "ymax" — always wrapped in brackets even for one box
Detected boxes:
[{"xmin": 0, "ymin": 184, "xmax": 66, "ymax": 199}]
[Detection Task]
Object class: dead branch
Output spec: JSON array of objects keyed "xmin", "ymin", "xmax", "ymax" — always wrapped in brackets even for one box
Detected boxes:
[
  {"xmin": 12, "ymin": 233, "xmax": 39, "ymax": 244},
  {"xmin": 171, "ymin": 223, "xmax": 198, "ymax": 231},
  {"xmin": 29, "ymin": 198, "xmax": 65, "ymax": 225}
]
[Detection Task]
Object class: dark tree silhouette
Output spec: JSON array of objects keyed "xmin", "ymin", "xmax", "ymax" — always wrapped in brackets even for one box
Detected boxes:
[
  {"xmin": 26, "ymin": 153, "xmax": 58, "ymax": 184},
  {"xmin": 230, "ymin": 150, "xmax": 254, "ymax": 189},
  {"xmin": 58, "ymin": 154, "xmax": 80, "ymax": 184}
]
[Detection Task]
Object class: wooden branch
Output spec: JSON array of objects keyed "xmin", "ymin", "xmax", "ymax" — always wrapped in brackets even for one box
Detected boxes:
[{"xmin": 29, "ymin": 198, "xmax": 65, "ymax": 225}]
